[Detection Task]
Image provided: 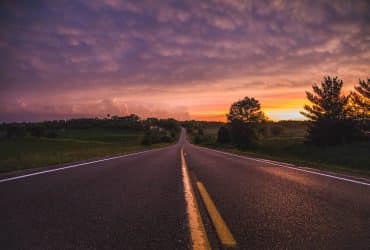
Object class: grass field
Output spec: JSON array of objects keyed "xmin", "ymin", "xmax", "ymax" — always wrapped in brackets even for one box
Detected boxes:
[
  {"xmin": 0, "ymin": 128, "xmax": 170, "ymax": 174},
  {"xmin": 192, "ymin": 122, "xmax": 370, "ymax": 176}
]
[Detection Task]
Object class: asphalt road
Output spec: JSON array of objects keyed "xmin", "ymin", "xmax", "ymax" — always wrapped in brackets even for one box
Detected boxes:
[
  {"xmin": 0, "ymin": 142, "xmax": 189, "ymax": 249},
  {"xmin": 1, "ymin": 129, "xmax": 369, "ymax": 249}
]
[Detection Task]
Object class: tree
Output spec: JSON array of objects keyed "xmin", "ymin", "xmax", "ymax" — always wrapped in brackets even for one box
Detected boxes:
[
  {"xmin": 301, "ymin": 76, "xmax": 360, "ymax": 145},
  {"xmin": 217, "ymin": 126, "xmax": 230, "ymax": 144},
  {"xmin": 350, "ymin": 79, "xmax": 369, "ymax": 131},
  {"xmin": 227, "ymin": 97, "xmax": 266, "ymax": 123},
  {"xmin": 226, "ymin": 96, "xmax": 266, "ymax": 148},
  {"xmin": 301, "ymin": 76, "xmax": 348, "ymax": 121}
]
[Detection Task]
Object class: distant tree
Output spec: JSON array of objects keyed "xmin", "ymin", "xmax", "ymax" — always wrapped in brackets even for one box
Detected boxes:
[
  {"xmin": 349, "ymin": 79, "xmax": 369, "ymax": 131},
  {"xmin": 227, "ymin": 97, "xmax": 266, "ymax": 123},
  {"xmin": 217, "ymin": 126, "xmax": 230, "ymax": 144},
  {"xmin": 301, "ymin": 76, "xmax": 361, "ymax": 145},
  {"xmin": 226, "ymin": 96, "xmax": 267, "ymax": 148}
]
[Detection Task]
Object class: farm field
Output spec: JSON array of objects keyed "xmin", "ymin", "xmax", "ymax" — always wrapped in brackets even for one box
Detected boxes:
[
  {"xmin": 190, "ymin": 122, "xmax": 370, "ymax": 176},
  {"xmin": 0, "ymin": 128, "xmax": 170, "ymax": 174}
]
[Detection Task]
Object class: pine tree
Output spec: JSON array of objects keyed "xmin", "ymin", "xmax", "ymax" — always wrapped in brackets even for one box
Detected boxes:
[
  {"xmin": 301, "ymin": 76, "xmax": 360, "ymax": 145},
  {"xmin": 301, "ymin": 76, "xmax": 348, "ymax": 121}
]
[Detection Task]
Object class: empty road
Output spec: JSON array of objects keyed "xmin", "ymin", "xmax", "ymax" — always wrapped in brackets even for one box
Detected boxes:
[{"xmin": 1, "ymin": 129, "xmax": 369, "ymax": 249}]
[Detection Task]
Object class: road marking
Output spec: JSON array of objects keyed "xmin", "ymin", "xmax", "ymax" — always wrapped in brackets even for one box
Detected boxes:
[
  {"xmin": 196, "ymin": 181, "xmax": 237, "ymax": 248},
  {"xmin": 181, "ymin": 148, "xmax": 210, "ymax": 250},
  {"xmin": 196, "ymin": 146, "xmax": 370, "ymax": 187},
  {"xmin": 0, "ymin": 147, "xmax": 167, "ymax": 184}
]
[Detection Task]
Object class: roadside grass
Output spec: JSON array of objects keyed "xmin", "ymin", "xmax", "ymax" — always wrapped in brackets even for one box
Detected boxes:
[
  {"xmin": 192, "ymin": 125, "xmax": 370, "ymax": 176},
  {"xmin": 0, "ymin": 129, "xmax": 170, "ymax": 174}
]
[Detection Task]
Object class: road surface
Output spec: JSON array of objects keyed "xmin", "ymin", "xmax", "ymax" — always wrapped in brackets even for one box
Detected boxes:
[{"xmin": 1, "ymin": 129, "xmax": 369, "ymax": 249}]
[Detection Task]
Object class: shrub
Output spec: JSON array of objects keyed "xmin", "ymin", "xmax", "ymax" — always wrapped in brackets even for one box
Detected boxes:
[
  {"xmin": 271, "ymin": 125, "xmax": 284, "ymax": 136},
  {"xmin": 28, "ymin": 125, "xmax": 45, "ymax": 137},
  {"xmin": 198, "ymin": 128, "xmax": 204, "ymax": 136},
  {"xmin": 141, "ymin": 129, "xmax": 174, "ymax": 145},
  {"xmin": 194, "ymin": 134, "xmax": 203, "ymax": 144},
  {"xmin": 229, "ymin": 119, "xmax": 257, "ymax": 149},
  {"xmin": 6, "ymin": 125, "xmax": 26, "ymax": 138},
  {"xmin": 306, "ymin": 117, "xmax": 362, "ymax": 145},
  {"xmin": 217, "ymin": 126, "xmax": 230, "ymax": 144},
  {"xmin": 45, "ymin": 130, "xmax": 58, "ymax": 138},
  {"xmin": 257, "ymin": 125, "xmax": 269, "ymax": 138}
]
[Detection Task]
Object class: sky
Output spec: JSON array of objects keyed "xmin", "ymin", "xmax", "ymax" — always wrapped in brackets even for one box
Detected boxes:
[{"xmin": 0, "ymin": 0, "xmax": 369, "ymax": 122}]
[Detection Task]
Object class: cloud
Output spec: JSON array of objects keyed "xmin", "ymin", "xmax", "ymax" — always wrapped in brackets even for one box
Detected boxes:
[
  {"xmin": 0, "ymin": 0, "xmax": 369, "ymax": 121},
  {"xmin": 0, "ymin": 97, "xmax": 191, "ymax": 122}
]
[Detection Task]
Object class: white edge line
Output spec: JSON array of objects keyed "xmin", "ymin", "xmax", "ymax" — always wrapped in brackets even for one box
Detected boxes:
[
  {"xmin": 195, "ymin": 145, "xmax": 370, "ymax": 187},
  {"xmin": 0, "ymin": 147, "xmax": 168, "ymax": 184}
]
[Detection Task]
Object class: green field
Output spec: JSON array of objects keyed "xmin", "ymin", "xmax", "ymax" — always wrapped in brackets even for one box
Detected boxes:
[
  {"xmin": 191, "ymin": 122, "xmax": 370, "ymax": 176},
  {"xmin": 0, "ymin": 128, "xmax": 170, "ymax": 174}
]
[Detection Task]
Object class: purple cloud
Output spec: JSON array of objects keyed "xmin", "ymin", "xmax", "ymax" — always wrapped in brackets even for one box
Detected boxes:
[{"xmin": 0, "ymin": 0, "xmax": 369, "ymax": 121}]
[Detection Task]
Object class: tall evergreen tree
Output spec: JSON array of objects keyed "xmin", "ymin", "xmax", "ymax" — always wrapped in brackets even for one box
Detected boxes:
[
  {"xmin": 301, "ymin": 76, "xmax": 348, "ymax": 121},
  {"xmin": 301, "ymin": 76, "xmax": 360, "ymax": 145}
]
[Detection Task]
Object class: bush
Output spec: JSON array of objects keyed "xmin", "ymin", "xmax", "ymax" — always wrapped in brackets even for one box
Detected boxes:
[
  {"xmin": 229, "ymin": 119, "xmax": 257, "ymax": 149},
  {"xmin": 160, "ymin": 134, "xmax": 173, "ymax": 143},
  {"xmin": 306, "ymin": 118, "xmax": 362, "ymax": 145},
  {"xmin": 217, "ymin": 126, "xmax": 230, "ymax": 144},
  {"xmin": 258, "ymin": 125, "xmax": 269, "ymax": 138},
  {"xmin": 141, "ymin": 129, "xmax": 174, "ymax": 145},
  {"xmin": 6, "ymin": 125, "xmax": 26, "ymax": 138},
  {"xmin": 45, "ymin": 130, "xmax": 58, "ymax": 138},
  {"xmin": 271, "ymin": 125, "xmax": 284, "ymax": 136},
  {"xmin": 198, "ymin": 128, "xmax": 204, "ymax": 136},
  {"xmin": 142, "ymin": 133, "xmax": 153, "ymax": 145},
  {"xmin": 28, "ymin": 125, "xmax": 45, "ymax": 137},
  {"xmin": 194, "ymin": 134, "xmax": 203, "ymax": 144}
]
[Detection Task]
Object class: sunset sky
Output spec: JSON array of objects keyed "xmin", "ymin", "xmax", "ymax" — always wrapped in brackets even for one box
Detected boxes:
[{"xmin": 0, "ymin": 0, "xmax": 369, "ymax": 122}]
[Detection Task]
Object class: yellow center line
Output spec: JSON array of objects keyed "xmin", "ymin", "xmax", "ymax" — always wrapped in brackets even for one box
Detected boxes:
[
  {"xmin": 196, "ymin": 182, "xmax": 237, "ymax": 248},
  {"xmin": 181, "ymin": 148, "xmax": 211, "ymax": 250}
]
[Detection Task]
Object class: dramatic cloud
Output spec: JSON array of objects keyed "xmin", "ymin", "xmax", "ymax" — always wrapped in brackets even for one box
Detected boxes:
[{"xmin": 0, "ymin": 0, "xmax": 369, "ymax": 121}]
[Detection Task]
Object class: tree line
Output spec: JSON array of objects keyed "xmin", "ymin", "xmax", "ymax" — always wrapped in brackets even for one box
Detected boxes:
[
  {"xmin": 1, "ymin": 76, "xmax": 368, "ymax": 147},
  {"xmin": 216, "ymin": 76, "xmax": 369, "ymax": 148},
  {"xmin": 0, "ymin": 114, "xmax": 181, "ymax": 145}
]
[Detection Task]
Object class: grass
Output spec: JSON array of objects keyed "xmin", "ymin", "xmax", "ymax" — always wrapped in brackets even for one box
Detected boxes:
[
  {"xmin": 192, "ymin": 123, "xmax": 370, "ymax": 176},
  {"xmin": 0, "ymin": 128, "xmax": 171, "ymax": 174},
  {"xmin": 59, "ymin": 128, "xmax": 143, "ymax": 143}
]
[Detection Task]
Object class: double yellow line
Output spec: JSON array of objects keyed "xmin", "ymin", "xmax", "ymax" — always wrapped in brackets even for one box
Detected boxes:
[{"xmin": 181, "ymin": 148, "xmax": 236, "ymax": 249}]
